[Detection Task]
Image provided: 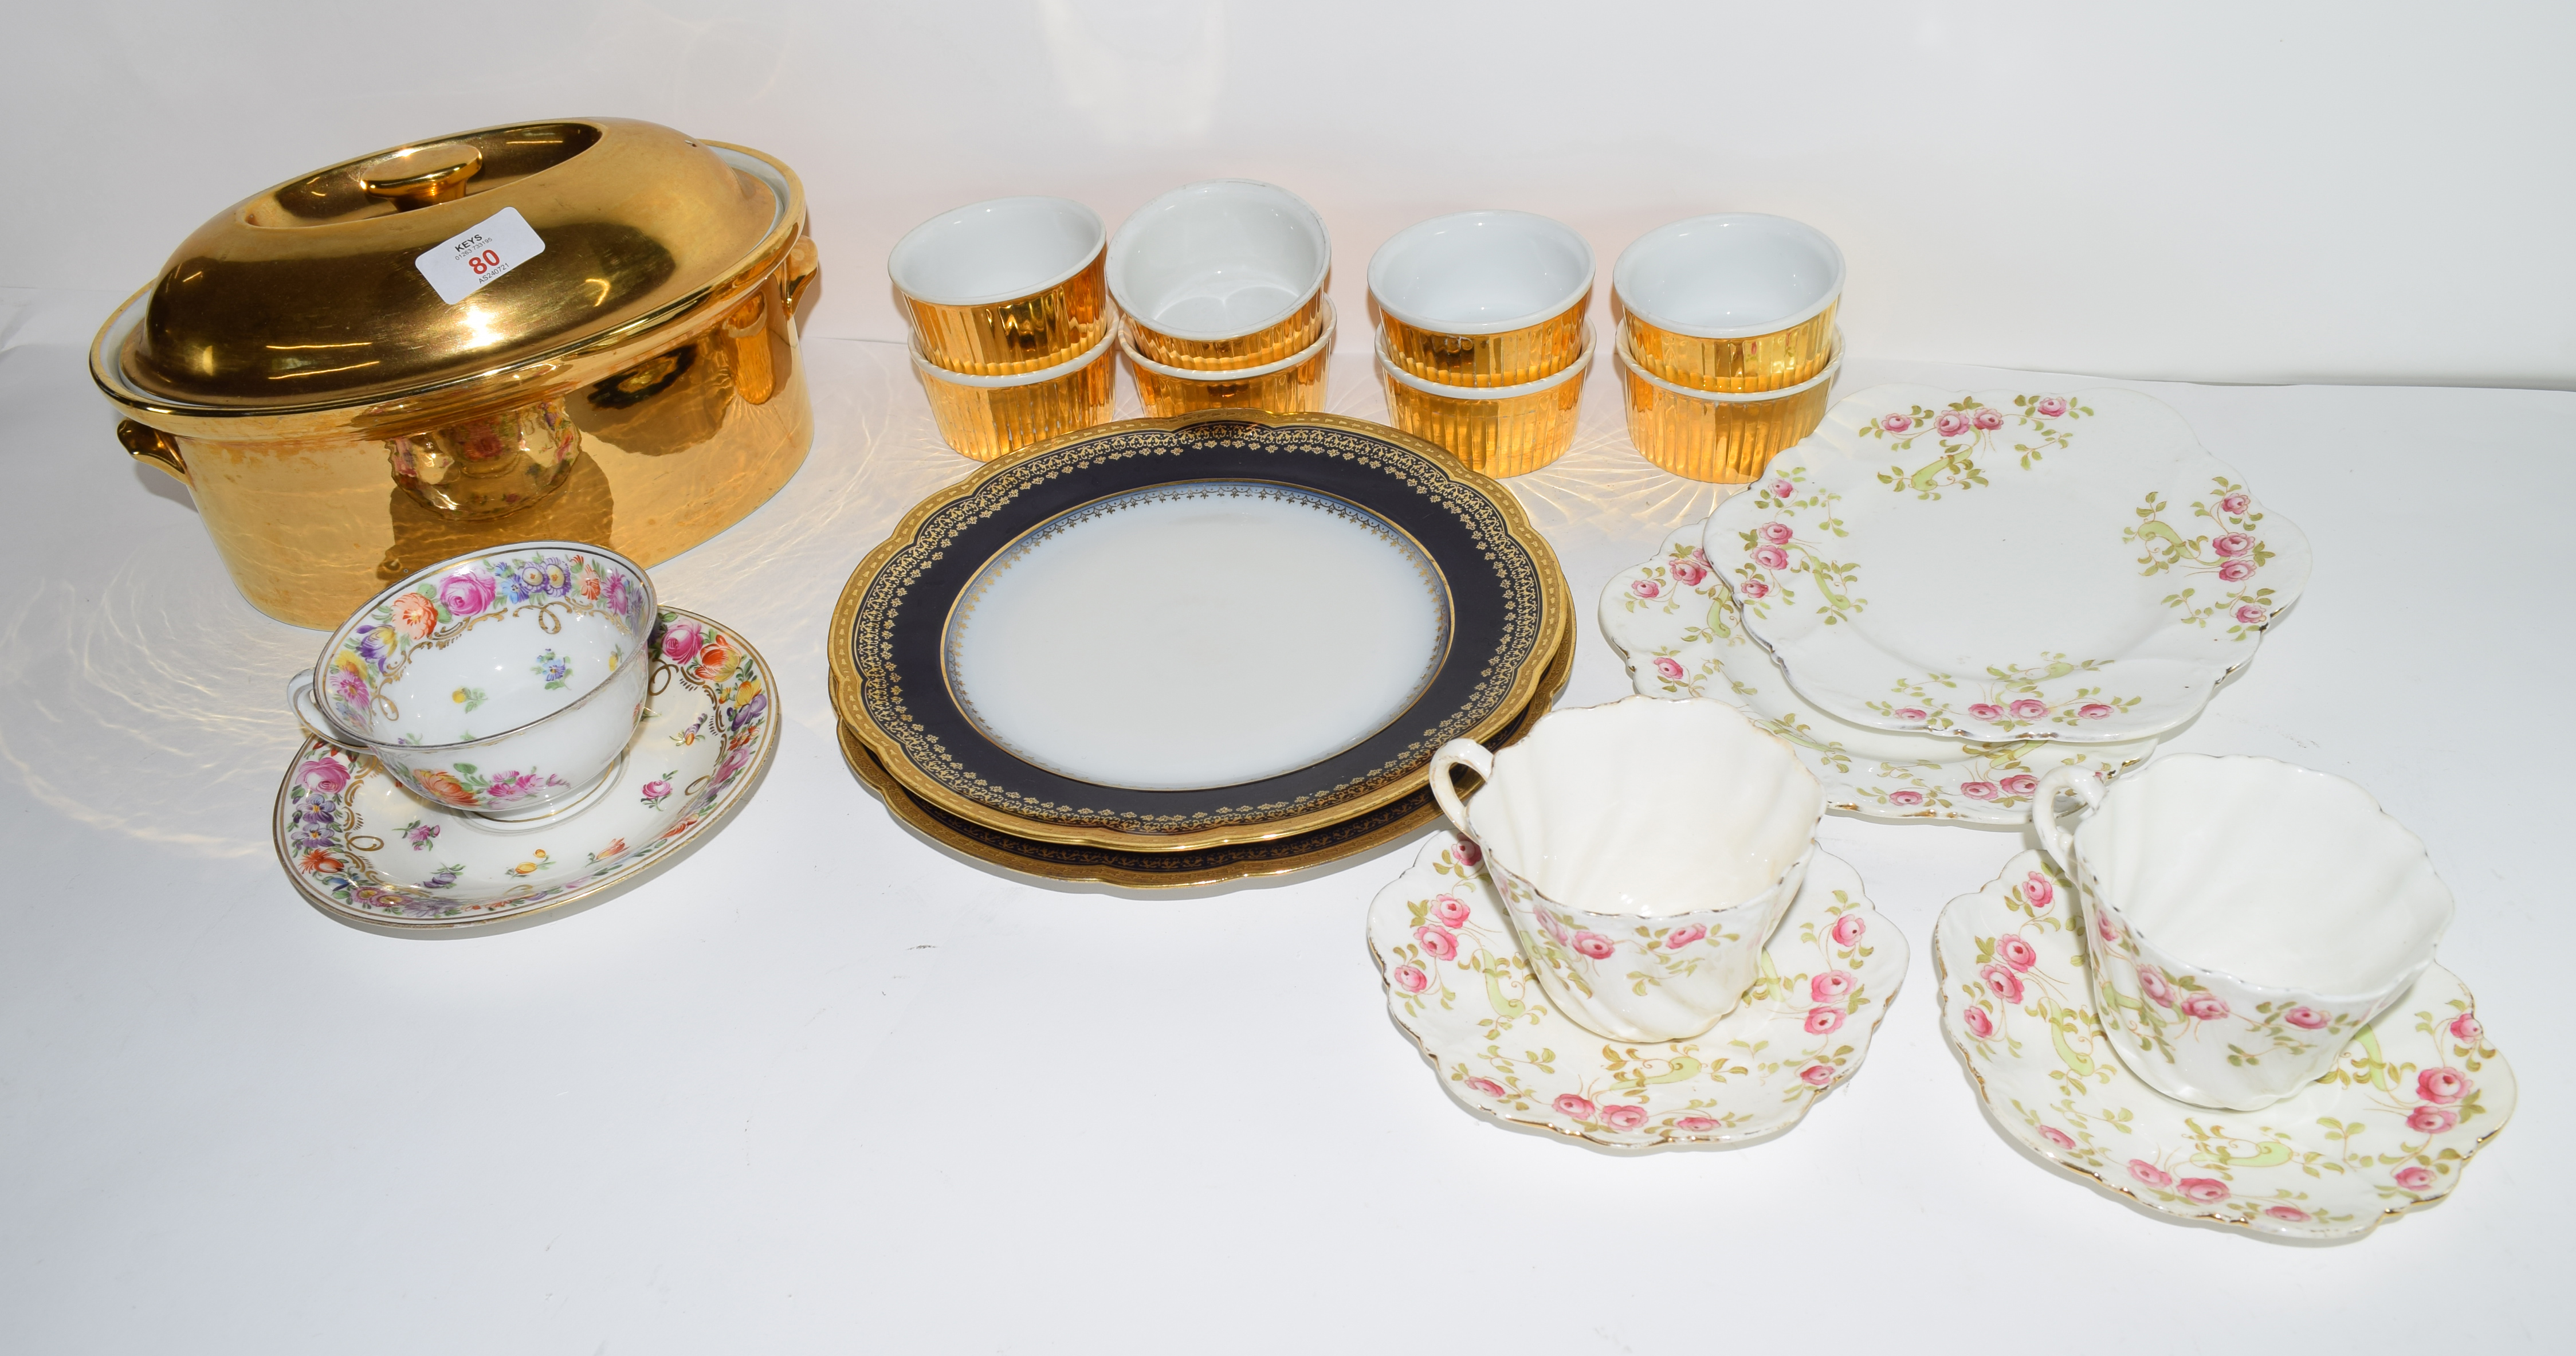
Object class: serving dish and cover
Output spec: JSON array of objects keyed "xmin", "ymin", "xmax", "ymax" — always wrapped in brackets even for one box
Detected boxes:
[
  {"xmin": 827, "ymin": 410, "xmax": 1568, "ymax": 852},
  {"xmin": 1705, "ymin": 386, "xmax": 2311, "ymax": 742},
  {"xmin": 1936, "ymin": 851, "xmax": 2512, "ymax": 1240},
  {"xmin": 94, "ymin": 118, "xmax": 820, "ymax": 629}
]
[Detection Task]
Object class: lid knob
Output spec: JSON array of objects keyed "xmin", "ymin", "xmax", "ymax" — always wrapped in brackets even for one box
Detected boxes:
[{"xmin": 355, "ymin": 142, "xmax": 484, "ymax": 209}]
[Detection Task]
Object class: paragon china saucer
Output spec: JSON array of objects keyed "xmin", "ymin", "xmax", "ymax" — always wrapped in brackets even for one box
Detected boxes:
[
  {"xmin": 838, "ymin": 626, "xmax": 1572, "ymax": 888},
  {"xmin": 1602, "ymin": 523, "xmax": 2153, "ymax": 822},
  {"xmin": 1706, "ymin": 386, "xmax": 2312, "ymax": 743},
  {"xmin": 829, "ymin": 410, "xmax": 1566, "ymax": 852},
  {"xmin": 276, "ymin": 608, "xmax": 776, "ymax": 930},
  {"xmin": 1935, "ymin": 851, "xmax": 2515, "ymax": 1240},
  {"xmin": 1368, "ymin": 835, "xmax": 1907, "ymax": 1149}
]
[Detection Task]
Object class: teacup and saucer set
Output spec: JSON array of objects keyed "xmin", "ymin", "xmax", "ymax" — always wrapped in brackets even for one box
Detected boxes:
[
  {"xmin": 1366, "ymin": 695, "xmax": 1910, "ymax": 1149},
  {"xmin": 1935, "ymin": 755, "xmax": 2516, "ymax": 1239},
  {"xmin": 274, "ymin": 541, "xmax": 778, "ymax": 930}
]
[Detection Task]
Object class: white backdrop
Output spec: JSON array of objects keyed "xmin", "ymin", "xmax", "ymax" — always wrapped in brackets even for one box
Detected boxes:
[
  {"xmin": 7, "ymin": 0, "xmax": 2572, "ymax": 386},
  {"xmin": 7, "ymin": 6, "xmax": 2576, "ymax": 1353}
]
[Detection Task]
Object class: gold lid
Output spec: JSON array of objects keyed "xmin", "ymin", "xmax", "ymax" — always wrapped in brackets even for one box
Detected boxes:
[{"xmin": 110, "ymin": 118, "xmax": 785, "ymax": 413}]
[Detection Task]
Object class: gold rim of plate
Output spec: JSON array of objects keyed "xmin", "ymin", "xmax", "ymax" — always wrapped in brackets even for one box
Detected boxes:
[
  {"xmin": 825, "ymin": 408, "xmax": 1570, "ymax": 852},
  {"xmin": 836, "ymin": 625, "xmax": 1573, "ymax": 887}
]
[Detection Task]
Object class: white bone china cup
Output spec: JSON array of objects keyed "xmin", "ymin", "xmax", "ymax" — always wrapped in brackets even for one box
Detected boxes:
[
  {"xmin": 2034, "ymin": 756, "xmax": 2454, "ymax": 1111},
  {"xmin": 1430, "ymin": 696, "xmax": 1825, "ymax": 1041},
  {"xmin": 288, "ymin": 542, "xmax": 658, "ymax": 818}
]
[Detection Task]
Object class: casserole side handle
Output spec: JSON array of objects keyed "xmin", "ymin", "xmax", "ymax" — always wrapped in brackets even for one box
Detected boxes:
[
  {"xmin": 780, "ymin": 234, "xmax": 822, "ymax": 334},
  {"xmin": 117, "ymin": 420, "xmax": 189, "ymax": 484}
]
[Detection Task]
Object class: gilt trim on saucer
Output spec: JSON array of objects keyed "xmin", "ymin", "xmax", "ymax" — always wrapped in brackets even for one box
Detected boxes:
[
  {"xmin": 1601, "ymin": 523, "xmax": 2153, "ymax": 823},
  {"xmin": 1934, "ymin": 851, "xmax": 2515, "ymax": 1240},
  {"xmin": 274, "ymin": 608, "xmax": 777, "ymax": 930},
  {"xmin": 1368, "ymin": 835, "xmax": 1907, "ymax": 1150}
]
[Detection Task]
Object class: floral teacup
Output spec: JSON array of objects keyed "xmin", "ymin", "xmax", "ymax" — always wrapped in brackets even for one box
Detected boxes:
[
  {"xmin": 2034, "ymin": 755, "xmax": 2455, "ymax": 1111},
  {"xmin": 287, "ymin": 542, "xmax": 657, "ymax": 818},
  {"xmin": 1429, "ymin": 696, "xmax": 1825, "ymax": 1042}
]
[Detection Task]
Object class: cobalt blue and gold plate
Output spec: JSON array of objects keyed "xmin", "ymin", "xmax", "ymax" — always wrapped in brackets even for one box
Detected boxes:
[{"xmin": 827, "ymin": 410, "xmax": 1567, "ymax": 852}]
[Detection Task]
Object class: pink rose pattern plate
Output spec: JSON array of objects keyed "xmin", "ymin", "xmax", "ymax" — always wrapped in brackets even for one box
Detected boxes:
[
  {"xmin": 1935, "ymin": 851, "xmax": 2515, "ymax": 1240},
  {"xmin": 1602, "ymin": 523, "xmax": 2155, "ymax": 824},
  {"xmin": 274, "ymin": 608, "xmax": 776, "ymax": 930},
  {"xmin": 1368, "ymin": 834, "xmax": 1907, "ymax": 1150},
  {"xmin": 1706, "ymin": 386, "xmax": 2311, "ymax": 744}
]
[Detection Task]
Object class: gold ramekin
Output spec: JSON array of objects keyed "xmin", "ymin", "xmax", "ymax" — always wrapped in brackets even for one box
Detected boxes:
[
  {"xmin": 1108, "ymin": 179, "xmax": 1334, "ymax": 373},
  {"xmin": 1620, "ymin": 298, "xmax": 1839, "ymax": 393},
  {"xmin": 1611, "ymin": 212, "xmax": 1845, "ymax": 393},
  {"xmin": 1125, "ymin": 288, "xmax": 1329, "ymax": 371},
  {"xmin": 889, "ymin": 197, "xmax": 1112, "ymax": 376},
  {"xmin": 1123, "ymin": 299, "xmax": 1334, "ymax": 417},
  {"xmin": 1367, "ymin": 210, "xmax": 1595, "ymax": 389},
  {"xmin": 1616, "ymin": 329, "xmax": 1840, "ymax": 483},
  {"xmin": 1376, "ymin": 324, "xmax": 1593, "ymax": 478},
  {"xmin": 912, "ymin": 320, "xmax": 1120, "ymax": 461},
  {"xmin": 1374, "ymin": 293, "xmax": 1590, "ymax": 389},
  {"xmin": 897, "ymin": 248, "xmax": 1110, "ymax": 377}
]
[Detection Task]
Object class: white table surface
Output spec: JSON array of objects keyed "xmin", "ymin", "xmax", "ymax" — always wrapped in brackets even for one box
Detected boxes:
[{"xmin": 3, "ymin": 287, "xmax": 2568, "ymax": 1351}]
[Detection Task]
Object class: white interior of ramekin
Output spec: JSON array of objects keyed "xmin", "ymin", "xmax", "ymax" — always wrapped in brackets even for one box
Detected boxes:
[
  {"xmin": 1614, "ymin": 213, "xmax": 1844, "ymax": 339},
  {"xmin": 1108, "ymin": 180, "xmax": 1332, "ymax": 340},
  {"xmin": 889, "ymin": 196, "xmax": 1105, "ymax": 306},
  {"xmin": 1368, "ymin": 210, "xmax": 1595, "ymax": 335}
]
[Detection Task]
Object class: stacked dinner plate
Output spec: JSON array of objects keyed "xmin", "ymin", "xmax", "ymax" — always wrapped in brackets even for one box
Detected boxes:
[
  {"xmin": 1601, "ymin": 382, "xmax": 2314, "ymax": 822},
  {"xmin": 830, "ymin": 410, "xmax": 1572, "ymax": 888}
]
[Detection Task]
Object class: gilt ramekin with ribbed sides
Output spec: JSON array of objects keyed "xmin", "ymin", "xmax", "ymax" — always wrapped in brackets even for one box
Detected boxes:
[
  {"xmin": 1369, "ymin": 211, "xmax": 1593, "ymax": 389},
  {"xmin": 1110, "ymin": 179, "xmax": 1333, "ymax": 373},
  {"xmin": 1123, "ymin": 299, "xmax": 1335, "ymax": 417},
  {"xmin": 889, "ymin": 197, "xmax": 1110, "ymax": 377},
  {"xmin": 1377, "ymin": 324, "xmax": 1593, "ymax": 478},
  {"xmin": 1616, "ymin": 327, "xmax": 1839, "ymax": 483},
  {"xmin": 912, "ymin": 320, "xmax": 1120, "ymax": 461},
  {"xmin": 1614, "ymin": 213, "xmax": 1843, "ymax": 394}
]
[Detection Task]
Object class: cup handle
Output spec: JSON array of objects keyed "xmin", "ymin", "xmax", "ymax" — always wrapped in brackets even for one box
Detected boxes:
[
  {"xmin": 2031, "ymin": 764, "xmax": 2103, "ymax": 871},
  {"xmin": 286, "ymin": 671, "xmax": 366, "ymax": 754},
  {"xmin": 1428, "ymin": 738, "xmax": 1493, "ymax": 838}
]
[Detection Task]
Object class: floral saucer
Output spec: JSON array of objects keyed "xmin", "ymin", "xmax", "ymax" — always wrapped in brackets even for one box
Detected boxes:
[
  {"xmin": 1603, "ymin": 522, "xmax": 2154, "ymax": 823},
  {"xmin": 274, "ymin": 608, "xmax": 776, "ymax": 930},
  {"xmin": 1707, "ymin": 386, "xmax": 2311, "ymax": 744},
  {"xmin": 1935, "ymin": 851, "xmax": 2516, "ymax": 1240},
  {"xmin": 1368, "ymin": 834, "xmax": 1907, "ymax": 1150}
]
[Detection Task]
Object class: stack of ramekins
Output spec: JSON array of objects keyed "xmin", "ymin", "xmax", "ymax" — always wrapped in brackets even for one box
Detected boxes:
[
  {"xmin": 1611, "ymin": 214, "xmax": 1844, "ymax": 482},
  {"xmin": 1369, "ymin": 211, "xmax": 1596, "ymax": 478},
  {"xmin": 891, "ymin": 197, "xmax": 1119, "ymax": 461},
  {"xmin": 1110, "ymin": 180, "xmax": 1336, "ymax": 417}
]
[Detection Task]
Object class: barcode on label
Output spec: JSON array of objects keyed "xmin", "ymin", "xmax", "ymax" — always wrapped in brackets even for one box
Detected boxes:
[{"xmin": 414, "ymin": 207, "xmax": 547, "ymax": 305}]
